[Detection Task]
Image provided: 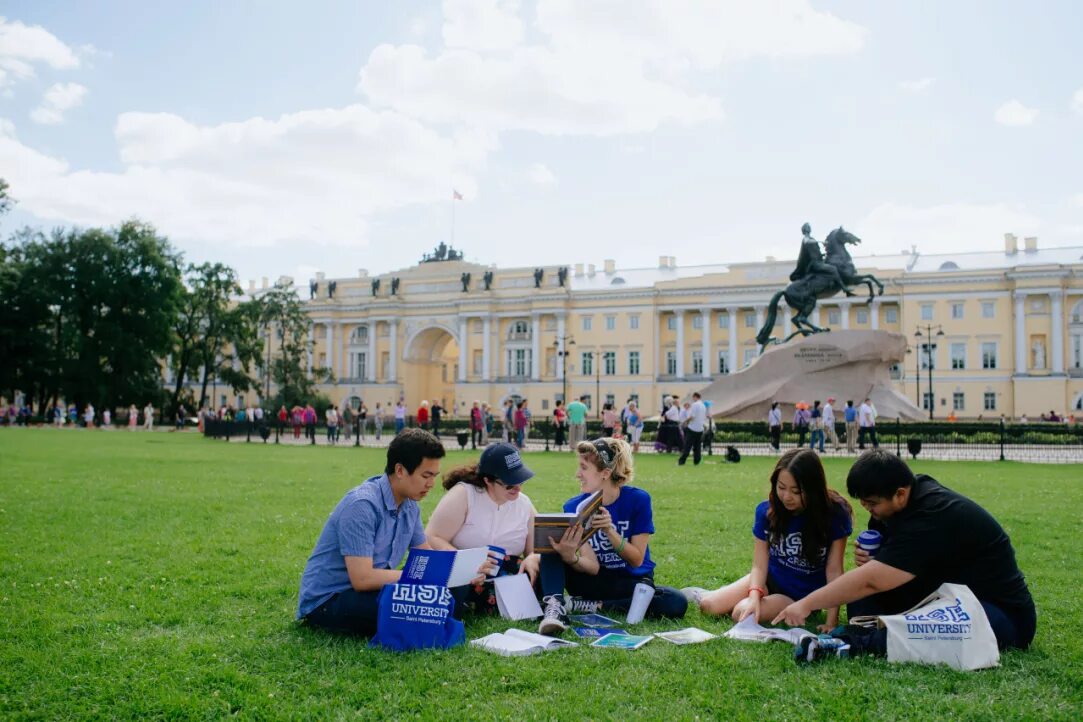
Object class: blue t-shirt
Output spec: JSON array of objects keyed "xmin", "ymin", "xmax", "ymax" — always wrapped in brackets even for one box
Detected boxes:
[
  {"xmin": 564, "ymin": 486, "xmax": 656, "ymax": 578},
  {"xmin": 844, "ymin": 406, "xmax": 857, "ymax": 423},
  {"xmin": 296, "ymin": 474, "xmax": 425, "ymax": 619},
  {"xmin": 752, "ymin": 500, "xmax": 852, "ymax": 600}
]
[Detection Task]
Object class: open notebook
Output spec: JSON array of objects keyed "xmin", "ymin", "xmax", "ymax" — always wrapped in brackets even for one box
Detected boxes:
[{"xmin": 470, "ymin": 629, "xmax": 578, "ymax": 656}]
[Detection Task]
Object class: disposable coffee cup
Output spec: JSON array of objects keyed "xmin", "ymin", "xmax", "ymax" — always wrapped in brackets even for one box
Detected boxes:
[
  {"xmin": 626, "ymin": 582, "xmax": 654, "ymax": 624},
  {"xmin": 486, "ymin": 546, "xmax": 506, "ymax": 577},
  {"xmin": 856, "ymin": 530, "xmax": 881, "ymax": 557}
]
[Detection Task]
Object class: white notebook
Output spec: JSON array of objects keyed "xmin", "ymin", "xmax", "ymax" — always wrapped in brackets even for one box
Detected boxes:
[
  {"xmin": 493, "ymin": 574, "xmax": 544, "ymax": 620},
  {"xmin": 470, "ymin": 629, "xmax": 578, "ymax": 656}
]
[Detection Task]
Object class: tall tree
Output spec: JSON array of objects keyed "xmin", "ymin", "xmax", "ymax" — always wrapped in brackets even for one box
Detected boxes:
[
  {"xmin": 0, "ymin": 178, "xmax": 12, "ymax": 217},
  {"xmin": 258, "ymin": 282, "xmax": 331, "ymax": 408}
]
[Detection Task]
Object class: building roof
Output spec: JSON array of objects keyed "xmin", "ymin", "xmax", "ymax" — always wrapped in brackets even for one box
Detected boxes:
[{"xmin": 904, "ymin": 246, "xmax": 1083, "ymax": 273}]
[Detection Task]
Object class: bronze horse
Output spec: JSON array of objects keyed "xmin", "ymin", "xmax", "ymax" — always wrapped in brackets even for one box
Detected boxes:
[{"xmin": 756, "ymin": 227, "xmax": 884, "ymax": 349}]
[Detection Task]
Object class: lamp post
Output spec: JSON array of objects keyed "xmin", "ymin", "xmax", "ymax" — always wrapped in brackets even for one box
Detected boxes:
[
  {"xmin": 914, "ymin": 325, "xmax": 944, "ymax": 420},
  {"xmin": 907, "ymin": 346, "xmax": 921, "ymax": 407},
  {"xmin": 553, "ymin": 335, "xmax": 575, "ymax": 407}
]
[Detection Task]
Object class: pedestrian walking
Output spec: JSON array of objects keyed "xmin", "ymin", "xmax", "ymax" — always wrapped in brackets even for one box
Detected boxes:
[
  {"xmin": 143, "ymin": 402, "xmax": 154, "ymax": 431},
  {"xmin": 809, "ymin": 400, "xmax": 825, "ymax": 452},
  {"xmin": 677, "ymin": 392, "xmax": 707, "ymax": 465},
  {"xmin": 768, "ymin": 401, "xmax": 782, "ymax": 451},
  {"xmin": 822, "ymin": 397, "xmax": 839, "ymax": 451},
  {"xmin": 858, "ymin": 397, "xmax": 879, "ymax": 449},
  {"xmin": 792, "ymin": 402, "xmax": 810, "ymax": 448}
]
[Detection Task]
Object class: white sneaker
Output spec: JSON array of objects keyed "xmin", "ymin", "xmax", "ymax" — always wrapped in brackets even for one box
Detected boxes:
[
  {"xmin": 538, "ymin": 595, "xmax": 569, "ymax": 636},
  {"xmin": 565, "ymin": 597, "xmax": 602, "ymax": 615},
  {"xmin": 680, "ymin": 587, "xmax": 707, "ymax": 605}
]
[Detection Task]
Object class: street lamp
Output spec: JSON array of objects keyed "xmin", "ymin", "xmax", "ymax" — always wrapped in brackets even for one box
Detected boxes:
[
  {"xmin": 914, "ymin": 324, "xmax": 945, "ymax": 420},
  {"xmin": 553, "ymin": 335, "xmax": 576, "ymax": 406}
]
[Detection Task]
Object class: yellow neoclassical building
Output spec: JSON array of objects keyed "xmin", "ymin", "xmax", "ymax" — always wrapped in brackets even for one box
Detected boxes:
[{"xmin": 243, "ymin": 234, "xmax": 1083, "ymax": 420}]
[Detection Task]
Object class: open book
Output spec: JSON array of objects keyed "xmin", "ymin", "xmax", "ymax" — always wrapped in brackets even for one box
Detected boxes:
[
  {"xmin": 654, "ymin": 627, "xmax": 718, "ymax": 645},
  {"xmin": 533, "ymin": 491, "xmax": 604, "ymax": 553},
  {"xmin": 723, "ymin": 615, "xmax": 815, "ymax": 645},
  {"xmin": 470, "ymin": 629, "xmax": 578, "ymax": 656}
]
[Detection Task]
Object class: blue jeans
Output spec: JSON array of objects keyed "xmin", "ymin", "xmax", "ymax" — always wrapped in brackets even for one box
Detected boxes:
[
  {"xmin": 394, "ymin": 418, "xmax": 405, "ymax": 434},
  {"xmin": 810, "ymin": 429, "xmax": 824, "ymax": 451},
  {"xmin": 516, "ymin": 428, "xmax": 525, "ymax": 448}
]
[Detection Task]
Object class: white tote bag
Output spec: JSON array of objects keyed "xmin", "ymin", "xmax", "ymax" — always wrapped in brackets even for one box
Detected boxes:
[{"xmin": 879, "ymin": 583, "xmax": 999, "ymax": 671}]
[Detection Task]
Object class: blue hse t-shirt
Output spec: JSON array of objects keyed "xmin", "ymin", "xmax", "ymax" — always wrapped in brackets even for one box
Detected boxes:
[
  {"xmin": 564, "ymin": 486, "xmax": 655, "ymax": 578},
  {"xmin": 752, "ymin": 500, "xmax": 852, "ymax": 600}
]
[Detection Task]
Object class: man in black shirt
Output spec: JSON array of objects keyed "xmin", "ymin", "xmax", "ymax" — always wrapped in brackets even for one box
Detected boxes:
[{"xmin": 774, "ymin": 449, "xmax": 1036, "ymax": 657}]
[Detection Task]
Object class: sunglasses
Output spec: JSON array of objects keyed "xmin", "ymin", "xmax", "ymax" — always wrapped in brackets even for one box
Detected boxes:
[{"xmin": 592, "ymin": 438, "xmax": 616, "ymax": 468}]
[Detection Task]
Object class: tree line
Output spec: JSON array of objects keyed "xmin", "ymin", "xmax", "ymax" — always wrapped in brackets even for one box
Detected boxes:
[{"xmin": 0, "ymin": 178, "xmax": 331, "ymax": 417}]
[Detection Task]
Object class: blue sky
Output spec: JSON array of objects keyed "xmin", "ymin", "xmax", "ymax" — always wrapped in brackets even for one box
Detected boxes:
[{"xmin": 2, "ymin": 1, "xmax": 1081, "ymax": 284}]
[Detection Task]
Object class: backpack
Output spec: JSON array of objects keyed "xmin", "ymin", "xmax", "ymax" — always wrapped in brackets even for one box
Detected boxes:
[{"xmin": 725, "ymin": 446, "xmax": 741, "ymax": 463}]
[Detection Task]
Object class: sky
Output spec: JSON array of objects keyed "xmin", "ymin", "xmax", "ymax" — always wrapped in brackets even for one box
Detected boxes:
[{"xmin": 1, "ymin": 1, "xmax": 1082, "ymax": 285}]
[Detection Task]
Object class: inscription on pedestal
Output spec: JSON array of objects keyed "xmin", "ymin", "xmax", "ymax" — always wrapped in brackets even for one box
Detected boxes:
[{"xmin": 792, "ymin": 344, "xmax": 847, "ymax": 370}]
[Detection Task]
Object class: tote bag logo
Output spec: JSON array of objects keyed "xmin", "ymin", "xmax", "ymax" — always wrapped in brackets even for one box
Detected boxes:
[{"xmin": 903, "ymin": 598, "xmax": 972, "ymax": 636}]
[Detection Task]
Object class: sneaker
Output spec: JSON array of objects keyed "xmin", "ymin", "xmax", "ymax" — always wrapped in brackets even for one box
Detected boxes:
[
  {"xmin": 794, "ymin": 635, "xmax": 851, "ymax": 664},
  {"xmin": 565, "ymin": 597, "xmax": 602, "ymax": 615},
  {"xmin": 680, "ymin": 587, "xmax": 708, "ymax": 605},
  {"xmin": 538, "ymin": 595, "xmax": 569, "ymax": 636}
]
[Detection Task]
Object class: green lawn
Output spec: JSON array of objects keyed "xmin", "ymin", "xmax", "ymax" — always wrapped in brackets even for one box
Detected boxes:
[{"xmin": 1, "ymin": 431, "xmax": 1080, "ymax": 720}]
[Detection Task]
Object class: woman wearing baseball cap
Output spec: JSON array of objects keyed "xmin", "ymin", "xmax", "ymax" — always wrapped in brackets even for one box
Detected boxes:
[{"xmin": 425, "ymin": 442, "xmax": 537, "ymax": 613}]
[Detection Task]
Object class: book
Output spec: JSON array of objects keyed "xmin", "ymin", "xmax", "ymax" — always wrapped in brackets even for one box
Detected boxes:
[
  {"xmin": 493, "ymin": 574, "xmax": 544, "ymax": 620},
  {"xmin": 654, "ymin": 627, "xmax": 718, "ymax": 645},
  {"xmin": 722, "ymin": 615, "xmax": 815, "ymax": 645},
  {"xmin": 533, "ymin": 491, "xmax": 605, "ymax": 553},
  {"xmin": 399, "ymin": 547, "xmax": 491, "ymax": 588},
  {"xmin": 470, "ymin": 629, "xmax": 578, "ymax": 656},
  {"xmin": 569, "ymin": 613, "xmax": 623, "ymax": 628},
  {"xmin": 573, "ymin": 626, "xmax": 623, "ymax": 639},
  {"xmin": 591, "ymin": 633, "xmax": 653, "ymax": 650}
]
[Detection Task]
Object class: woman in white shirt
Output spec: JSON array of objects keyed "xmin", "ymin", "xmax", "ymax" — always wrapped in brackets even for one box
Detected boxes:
[{"xmin": 426, "ymin": 442, "xmax": 537, "ymax": 613}]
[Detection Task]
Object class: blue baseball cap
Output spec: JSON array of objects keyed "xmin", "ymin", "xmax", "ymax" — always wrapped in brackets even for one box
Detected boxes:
[{"xmin": 478, "ymin": 443, "xmax": 534, "ymax": 486}]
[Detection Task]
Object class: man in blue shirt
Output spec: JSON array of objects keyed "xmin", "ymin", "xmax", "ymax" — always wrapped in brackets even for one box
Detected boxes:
[
  {"xmin": 297, "ymin": 428, "xmax": 446, "ymax": 636},
  {"xmin": 844, "ymin": 400, "xmax": 858, "ymax": 453}
]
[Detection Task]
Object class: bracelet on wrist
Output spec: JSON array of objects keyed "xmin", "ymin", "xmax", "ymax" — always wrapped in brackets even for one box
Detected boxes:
[
  {"xmin": 615, "ymin": 537, "xmax": 627, "ymax": 555},
  {"xmin": 748, "ymin": 585, "xmax": 767, "ymax": 598}
]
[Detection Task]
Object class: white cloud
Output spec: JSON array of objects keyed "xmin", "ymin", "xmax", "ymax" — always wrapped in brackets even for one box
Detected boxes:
[
  {"xmin": 900, "ymin": 77, "xmax": 934, "ymax": 93},
  {"xmin": 0, "ymin": 106, "xmax": 493, "ymax": 248},
  {"xmin": 994, "ymin": 99, "xmax": 1039, "ymax": 127},
  {"xmin": 30, "ymin": 82, "xmax": 87, "ymax": 125},
  {"xmin": 1072, "ymin": 88, "xmax": 1083, "ymax": 116},
  {"xmin": 0, "ymin": 16, "xmax": 79, "ymax": 90},
  {"xmin": 442, "ymin": 0, "xmax": 523, "ymax": 51},
  {"xmin": 861, "ymin": 201, "xmax": 1042, "ymax": 253},
  {"xmin": 360, "ymin": 0, "xmax": 865, "ymax": 136},
  {"xmin": 1072, "ymin": 192, "xmax": 1083, "ymax": 208},
  {"xmin": 527, "ymin": 162, "xmax": 556, "ymax": 185}
]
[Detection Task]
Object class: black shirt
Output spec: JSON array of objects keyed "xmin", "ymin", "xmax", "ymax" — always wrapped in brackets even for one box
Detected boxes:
[{"xmin": 871, "ymin": 475, "xmax": 1033, "ymax": 613}]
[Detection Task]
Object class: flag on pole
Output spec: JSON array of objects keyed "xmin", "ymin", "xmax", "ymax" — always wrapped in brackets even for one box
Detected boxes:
[{"xmin": 452, "ymin": 189, "xmax": 463, "ymax": 201}]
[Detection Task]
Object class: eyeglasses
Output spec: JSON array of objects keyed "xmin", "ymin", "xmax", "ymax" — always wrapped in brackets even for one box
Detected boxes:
[{"xmin": 500, "ymin": 481, "xmax": 523, "ymax": 490}]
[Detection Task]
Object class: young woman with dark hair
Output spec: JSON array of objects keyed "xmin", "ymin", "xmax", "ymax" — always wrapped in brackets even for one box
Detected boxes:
[{"xmin": 684, "ymin": 448, "xmax": 852, "ymax": 631}]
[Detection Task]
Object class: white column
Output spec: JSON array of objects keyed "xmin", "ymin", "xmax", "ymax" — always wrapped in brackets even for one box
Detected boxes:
[
  {"xmin": 755, "ymin": 305, "xmax": 765, "ymax": 331},
  {"xmin": 674, "ymin": 310, "xmax": 685, "ymax": 378},
  {"xmin": 727, "ymin": 306, "xmax": 738, "ymax": 375},
  {"xmin": 482, "ymin": 316, "xmax": 492, "ymax": 381},
  {"xmin": 654, "ymin": 312, "xmax": 662, "ymax": 379},
  {"xmin": 840, "ymin": 301, "xmax": 850, "ymax": 330},
  {"xmin": 871, "ymin": 301, "xmax": 880, "ymax": 330},
  {"xmin": 700, "ymin": 308, "xmax": 711, "ymax": 379},
  {"xmin": 1051, "ymin": 290, "xmax": 1064, "ymax": 374},
  {"xmin": 389, "ymin": 319, "xmax": 398, "ymax": 382},
  {"xmin": 335, "ymin": 322, "xmax": 343, "ymax": 380},
  {"xmin": 458, "ymin": 317, "xmax": 468, "ymax": 381},
  {"xmin": 556, "ymin": 314, "xmax": 566, "ymax": 380},
  {"xmin": 531, "ymin": 313, "xmax": 541, "ymax": 380},
  {"xmin": 306, "ymin": 323, "xmax": 314, "ymax": 375},
  {"xmin": 1014, "ymin": 292, "xmax": 1027, "ymax": 374},
  {"xmin": 367, "ymin": 323, "xmax": 376, "ymax": 382},
  {"xmin": 327, "ymin": 323, "xmax": 336, "ymax": 376}
]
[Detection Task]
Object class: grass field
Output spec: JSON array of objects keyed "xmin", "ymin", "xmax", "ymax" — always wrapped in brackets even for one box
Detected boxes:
[{"xmin": 1, "ymin": 430, "xmax": 1080, "ymax": 720}]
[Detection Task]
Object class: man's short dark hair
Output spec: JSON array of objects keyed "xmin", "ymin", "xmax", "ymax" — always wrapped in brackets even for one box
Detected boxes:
[
  {"xmin": 579, "ymin": 396, "xmax": 587, "ymax": 402},
  {"xmin": 385, "ymin": 428, "xmax": 445, "ymax": 475},
  {"xmin": 692, "ymin": 392, "xmax": 701, "ymax": 399},
  {"xmin": 846, "ymin": 449, "xmax": 915, "ymax": 499}
]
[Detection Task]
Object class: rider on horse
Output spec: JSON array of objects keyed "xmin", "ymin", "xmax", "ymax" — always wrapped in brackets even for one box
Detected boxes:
[{"xmin": 790, "ymin": 223, "xmax": 856, "ymax": 297}]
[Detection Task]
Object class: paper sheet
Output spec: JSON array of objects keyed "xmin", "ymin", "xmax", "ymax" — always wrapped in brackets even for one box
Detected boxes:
[
  {"xmin": 494, "ymin": 573, "xmax": 544, "ymax": 620},
  {"xmin": 447, "ymin": 547, "xmax": 492, "ymax": 587}
]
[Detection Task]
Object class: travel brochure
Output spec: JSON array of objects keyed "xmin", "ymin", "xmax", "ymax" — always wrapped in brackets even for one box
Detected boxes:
[{"xmin": 591, "ymin": 633, "xmax": 654, "ymax": 650}]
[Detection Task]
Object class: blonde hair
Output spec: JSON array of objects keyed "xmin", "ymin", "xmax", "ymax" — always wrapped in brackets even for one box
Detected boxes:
[{"xmin": 576, "ymin": 438, "xmax": 634, "ymax": 485}]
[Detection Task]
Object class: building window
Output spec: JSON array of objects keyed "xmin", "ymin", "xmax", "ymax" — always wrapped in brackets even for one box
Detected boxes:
[
  {"xmin": 950, "ymin": 302, "xmax": 964, "ymax": 320},
  {"xmin": 981, "ymin": 342, "xmax": 998, "ymax": 369},
  {"xmin": 513, "ymin": 320, "xmax": 528, "ymax": 334},
  {"xmin": 981, "ymin": 302, "xmax": 995, "ymax": 319},
  {"xmin": 581, "ymin": 351, "xmax": 593, "ymax": 376},
  {"xmin": 950, "ymin": 343, "xmax": 966, "ymax": 370},
  {"xmin": 886, "ymin": 308, "xmax": 898, "ymax": 324},
  {"xmin": 666, "ymin": 351, "xmax": 677, "ymax": 375},
  {"xmin": 743, "ymin": 349, "xmax": 756, "ymax": 367},
  {"xmin": 889, "ymin": 362, "xmax": 902, "ymax": 380},
  {"xmin": 984, "ymin": 392, "xmax": 997, "ymax": 411},
  {"xmin": 356, "ymin": 353, "xmax": 367, "ymax": 379},
  {"xmin": 507, "ymin": 348, "xmax": 529, "ymax": 377},
  {"xmin": 921, "ymin": 304, "xmax": 933, "ymax": 321},
  {"xmin": 582, "ymin": 394, "xmax": 592, "ymax": 411},
  {"xmin": 953, "ymin": 392, "xmax": 965, "ymax": 411},
  {"xmin": 692, "ymin": 314, "xmax": 703, "ymax": 330},
  {"xmin": 605, "ymin": 394, "xmax": 615, "ymax": 408},
  {"xmin": 718, "ymin": 351, "xmax": 729, "ymax": 375},
  {"xmin": 856, "ymin": 309, "xmax": 869, "ymax": 325},
  {"xmin": 828, "ymin": 309, "xmax": 841, "ymax": 326},
  {"xmin": 923, "ymin": 392, "xmax": 933, "ymax": 411},
  {"xmin": 744, "ymin": 312, "xmax": 756, "ymax": 328},
  {"xmin": 667, "ymin": 315, "xmax": 677, "ymax": 331},
  {"xmin": 605, "ymin": 315, "xmax": 616, "ymax": 331},
  {"xmin": 629, "ymin": 315, "xmax": 640, "ymax": 330},
  {"xmin": 920, "ymin": 344, "xmax": 936, "ymax": 370},
  {"xmin": 473, "ymin": 349, "xmax": 483, "ymax": 375},
  {"xmin": 628, "ymin": 351, "xmax": 640, "ymax": 375},
  {"xmin": 582, "ymin": 316, "xmax": 593, "ymax": 331},
  {"xmin": 603, "ymin": 352, "xmax": 616, "ymax": 375},
  {"xmin": 692, "ymin": 351, "xmax": 703, "ymax": 375},
  {"xmin": 719, "ymin": 313, "xmax": 729, "ymax": 329}
]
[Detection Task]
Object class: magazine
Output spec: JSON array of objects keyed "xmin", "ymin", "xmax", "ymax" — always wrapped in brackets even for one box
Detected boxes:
[
  {"xmin": 572, "ymin": 627, "xmax": 623, "ymax": 639},
  {"xmin": 654, "ymin": 627, "xmax": 718, "ymax": 645},
  {"xmin": 470, "ymin": 629, "xmax": 578, "ymax": 656},
  {"xmin": 591, "ymin": 633, "xmax": 653, "ymax": 650}
]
